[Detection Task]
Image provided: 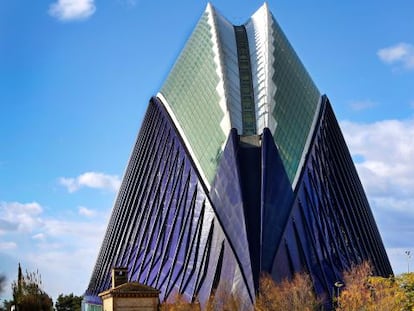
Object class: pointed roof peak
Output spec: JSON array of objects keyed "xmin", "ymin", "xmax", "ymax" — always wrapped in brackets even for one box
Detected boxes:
[
  {"xmin": 205, "ymin": 2, "xmax": 215, "ymax": 14},
  {"xmin": 250, "ymin": 2, "xmax": 272, "ymax": 21},
  {"xmin": 261, "ymin": 2, "xmax": 269, "ymax": 11},
  {"xmin": 206, "ymin": 3, "xmax": 272, "ymax": 26}
]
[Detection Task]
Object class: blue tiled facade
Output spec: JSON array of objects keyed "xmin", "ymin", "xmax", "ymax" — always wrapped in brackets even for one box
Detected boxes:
[
  {"xmin": 84, "ymin": 98, "xmax": 253, "ymax": 308},
  {"xmin": 85, "ymin": 96, "xmax": 392, "ymax": 309},
  {"xmin": 271, "ymin": 96, "xmax": 392, "ymax": 305}
]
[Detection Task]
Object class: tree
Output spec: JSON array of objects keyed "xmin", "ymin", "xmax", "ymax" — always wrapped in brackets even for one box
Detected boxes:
[
  {"xmin": 155, "ymin": 268, "xmax": 414, "ymax": 311},
  {"xmin": 0, "ymin": 274, "xmax": 7, "ymax": 311},
  {"xmin": 205, "ymin": 282, "xmax": 243, "ymax": 311},
  {"xmin": 0, "ymin": 274, "xmax": 6, "ymax": 295},
  {"xmin": 337, "ymin": 261, "xmax": 406, "ymax": 311},
  {"xmin": 55, "ymin": 293, "xmax": 82, "ymax": 311},
  {"xmin": 255, "ymin": 272, "xmax": 320, "ymax": 311},
  {"xmin": 396, "ymin": 273, "xmax": 414, "ymax": 311},
  {"xmin": 160, "ymin": 294, "xmax": 200, "ymax": 311},
  {"xmin": 337, "ymin": 261, "xmax": 372, "ymax": 310},
  {"xmin": 369, "ymin": 276, "xmax": 406, "ymax": 311},
  {"xmin": 11, "ymin": 264, "xmax": 53, "ymax": 311},
  {"xmin": 0, "ymin": 300, "xmax": 14, "ymax": 311}
]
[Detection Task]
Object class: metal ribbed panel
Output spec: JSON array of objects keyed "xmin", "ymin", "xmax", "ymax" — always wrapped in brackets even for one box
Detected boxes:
[{"xmin": 272, "ymin": 97, "xmax": 392, "ymax": 309}]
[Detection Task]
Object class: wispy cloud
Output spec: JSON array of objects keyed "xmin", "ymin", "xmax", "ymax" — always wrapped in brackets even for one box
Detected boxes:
[
  {"xmin": 0, "ymin": 199, "xmax": 110, "ymax": 299},
  {"xmin": 78, "ymin": 206, "xmax": 96, "ymax": 217},
  {"xmin": 377, "ymin": 42, "xmax": 414, "ymax": 70},
  {"xmin": 0, "ymin": 241, "xmax": 17, "ymax": 250},
  {"xmin": 59, "ymin": 172, "xmax": 121, "ymax": 193},
  {"xmin": 28, "ymin": 212, "xmax": 108, "ymax": 299},
  {"xmin": 49, "ymin": 0, "xmax": 96, "ymax": 21},
  {"xmin": 32, "ymin": 233, "xmax": 46, "ymax": 241},
  {"xmin": 341, "ymin": 118, "xmax": 414, "ymax": 273},
  {"xmin": 0, "ymin": 201, "xmax": 43, "ymax": 233},
  {"xmin": 348, "ymin": 99, "xmax": 377, "ymax": 111}
]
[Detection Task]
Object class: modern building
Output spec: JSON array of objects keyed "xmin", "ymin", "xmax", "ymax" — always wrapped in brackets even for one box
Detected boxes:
[{"xmin": 83, "ymin": 3, "xmax": 392, "ymax": 310}]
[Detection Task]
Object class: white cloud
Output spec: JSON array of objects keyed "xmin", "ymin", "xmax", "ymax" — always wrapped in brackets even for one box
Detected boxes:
[
  {"xmin": 32, "ymin": 233, "xmax": 46, "ymax": 241},
  {"xmin": 42, "ymin": 218, "xmax": 106, "ymax": 243},
  {"xmin": 0, "ymin": 218, "xmax": 18, "ymax": 233},
  {"xmin": 0, "ymin": 241, "xmax": 17, "ymax": 250},
  {"xmin": 341, "ymin": 119, "xmax": 414, "ymax": 196},
  {"xmin": 377, "ymin": 42, "xmax": 414, "ymax": 70},
  {"xmin": 342, "ymin": 117, "xmax": 413, "ymax": 175},
  {"xmin": 0, "ymin": 199, "xmax": 110, "ymax": 300},
  {"xmin": 58, "ymin": 177, "xmax": 78, "ymax": 192},
  {"xmin": 341, "ymin": 118, "xmax": 414, "ymax": 273},
  {"xmin": 27, "ymin": 215, "xmax": 108, "ymax": 299},
  {"xmin": 348, "ymin": 99, "xmax": 377, "ymax": 111},
  {"xmin": 49, "ymin": 0, "xmax": 96, "ymax": 21},
  {"xmin": 59, "ymin": 171, "xmax": 121, "ymax": 193},
  {"xmin": 0, "ymin": 201, "xmax": 43, "ymax": 233},
  {"xmin": 78, "ymin": 206, "xmax": 96, "ymax": 217}
]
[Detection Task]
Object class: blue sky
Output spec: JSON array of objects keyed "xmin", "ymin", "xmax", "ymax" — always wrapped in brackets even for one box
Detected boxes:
[{"xmin": 1, "ymin": 0, "xmax": 414, "ymax": 302}]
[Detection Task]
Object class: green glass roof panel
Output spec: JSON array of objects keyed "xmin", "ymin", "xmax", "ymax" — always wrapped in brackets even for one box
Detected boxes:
[
  {"xmin": 270, "ymin": 17, "xmax": 320, "ymax": 183},
  {"xmin": 161, "ymin": 12, "xmax": 226, "ymax": 185}
]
